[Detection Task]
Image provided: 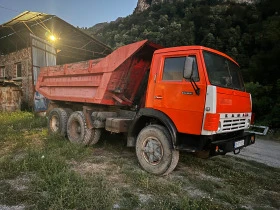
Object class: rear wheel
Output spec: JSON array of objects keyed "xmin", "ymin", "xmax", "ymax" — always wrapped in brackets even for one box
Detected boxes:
[
  {"xmin": 136, "ymin": 125, "xmax": 179, "ymax": 175},
  {"xmin": 64, "ymin": 108, "xmax": 73, "ymax": 118},
  {"xmin": 67, "ymin": 111, "xmax": 93, "ymax": 145},
  {"xmin": 48, "ymin": 108, "xmax": 68, "ymax": 136},
  {"xmin": 88, "ymin": 128, "xmax": 102, "ymax": 145}
]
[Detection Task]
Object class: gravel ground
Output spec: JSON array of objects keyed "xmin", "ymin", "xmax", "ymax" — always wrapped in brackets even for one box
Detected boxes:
[{"xmin": 229, "ymin": 137, "xmax": 280, "ymax": 168}]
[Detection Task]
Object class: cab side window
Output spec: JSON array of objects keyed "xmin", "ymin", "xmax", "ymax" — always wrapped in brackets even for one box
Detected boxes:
[
  {"xmin": 162, "ymin": 57, "xmax": 185, "ymax": 81},
  {"xmin": 162, "ymin": 56, "xmax": 199, "ymax": 81}
]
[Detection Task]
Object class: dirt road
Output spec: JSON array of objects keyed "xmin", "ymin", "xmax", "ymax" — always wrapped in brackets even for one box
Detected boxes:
[{"xmin": 230, "ymin": 138, "xmax": 280, "ymax": 168}]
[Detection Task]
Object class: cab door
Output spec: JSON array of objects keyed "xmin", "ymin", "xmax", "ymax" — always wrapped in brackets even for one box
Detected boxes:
[{"xmin": 152, "ymin": 50, "xmax": 207, "ymax": 135}]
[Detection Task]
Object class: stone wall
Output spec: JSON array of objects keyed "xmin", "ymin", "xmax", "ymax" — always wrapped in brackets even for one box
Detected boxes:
[
  {"xmin": 0, "ymin": 86, "xmax": 22, "ymax": 112},
  {"xmin": 0, "ymin": 48, "xmax": 34, "ymax": 108}
]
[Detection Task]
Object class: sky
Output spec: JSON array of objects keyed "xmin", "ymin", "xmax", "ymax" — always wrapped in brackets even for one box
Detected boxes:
[{"xmin": 0, "ymin": 0, "xmax": 138, "ymax": 27}]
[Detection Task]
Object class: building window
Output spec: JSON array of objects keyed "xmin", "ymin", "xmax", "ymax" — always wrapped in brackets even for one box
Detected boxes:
[
  {"xmin": 16, "ymin": 63, "xmax": 22, "ymax": 78},
  {"xmin": 0, "ymin": 66, "xmax": 5, "ymax": 78}
]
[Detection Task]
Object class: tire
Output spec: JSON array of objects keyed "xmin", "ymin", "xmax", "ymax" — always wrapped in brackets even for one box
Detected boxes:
[
  {"xmin": 48, "ymin": 108, "xmax": 68, "ymax": 136},
  {"xmin": 67, "ymin": 111, "xmax": 93, "ymax": 145},
  {"xmin": 64, "ymin": 108, "xmax": 73, "ymax": 118},
  {"xmin": 136, "ymin": 125, "xmax": 179, "ymax": 175},
  {"xmin": 88, "ymin": 128, "xmax": 102, "ymax": 145}
]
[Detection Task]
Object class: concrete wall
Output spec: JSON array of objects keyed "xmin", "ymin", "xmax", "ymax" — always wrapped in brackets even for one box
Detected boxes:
[{"xmin": 0, "ymin": 48, "xmax": 34, "ymax": 108}]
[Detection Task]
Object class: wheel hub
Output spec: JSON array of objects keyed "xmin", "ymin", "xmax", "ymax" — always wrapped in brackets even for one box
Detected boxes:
[
  {"xmin": 72, "ymin": 120, "xmax": 82, "ymax": 137},
  {"xmin": 142, "ymin": 137, "xmax": 163, "ymax": 165},
  {"xmin": 50, "ymin": 116, "xmax": 59, "ymax": 132}
]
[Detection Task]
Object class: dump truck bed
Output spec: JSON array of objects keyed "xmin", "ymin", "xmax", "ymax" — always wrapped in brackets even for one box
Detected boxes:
[{"xmin": 36, "ymin": 40, "xmax": 161, "ymax": 106}]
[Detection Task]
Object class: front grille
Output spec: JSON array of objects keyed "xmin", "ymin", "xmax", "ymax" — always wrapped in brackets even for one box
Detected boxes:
[{"xmin": 221, "ymin": 118, "xmax": 246, "ymax": 132}]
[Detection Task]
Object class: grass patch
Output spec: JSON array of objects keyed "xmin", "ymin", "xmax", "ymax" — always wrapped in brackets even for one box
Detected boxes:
[
  {"xmin": 0, "ymin": 136, "xmax": 116, "ymax": 209},
  {"xmin": 0, "ymin": 112, "xmax": 115, "ymax": 209},
  {"xmin": 180, "ymin": 153, "xmax": 280, "ymax": 209},
  {"xmin": 0, "ymin": 111, "xmax": 280, "ymax": 209},
  {"xmin": 119, "ymin": 190, "xmax": 140, "ymax": 209},
  {"xmin": 0, "ymin": 111, "xmax": 46, "ymax": 134},
  {"xmin": 0, "ymin": 179, "xmax": 33, "ymax": 206}
]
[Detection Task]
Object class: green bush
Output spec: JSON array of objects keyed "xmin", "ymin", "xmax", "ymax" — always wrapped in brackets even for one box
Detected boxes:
[{"xmin": 245, "ymin": 82, "xmax": 280, "ymax": 127}]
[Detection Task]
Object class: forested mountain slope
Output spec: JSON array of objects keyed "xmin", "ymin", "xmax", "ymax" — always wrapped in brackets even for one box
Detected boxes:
[{"xmin": 83, "ymin": 0, "xmax": 280, "ymax": 127}]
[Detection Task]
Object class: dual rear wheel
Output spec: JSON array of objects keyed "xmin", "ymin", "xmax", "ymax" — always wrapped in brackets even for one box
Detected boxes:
[
  {"xmin": 48, "ymin": 109, "xmax": 101, "ymax": 145},
  {"xmin": 67, "ymin": 111, "xmax": 101, "ymax": 145}
]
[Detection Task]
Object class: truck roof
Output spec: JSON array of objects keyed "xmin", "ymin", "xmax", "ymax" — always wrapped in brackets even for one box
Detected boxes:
[{"xmin": 154, "ymin": 45, "xmax": 238, "ymax": 65}]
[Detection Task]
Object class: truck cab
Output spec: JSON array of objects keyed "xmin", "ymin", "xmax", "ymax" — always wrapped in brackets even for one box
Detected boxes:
[{"xmin": 142, "ymin": 46, "xmax": 254, "ymax": 156}]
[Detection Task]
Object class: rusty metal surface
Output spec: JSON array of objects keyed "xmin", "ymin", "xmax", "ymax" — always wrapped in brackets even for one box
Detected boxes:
[
  {"xmin": 0, "ymin": 85, "xmax": 22, "ymax": 112},
  {"xmin": 36, "ymin": 40, "xmax": 161, "ymax": 106},
  {"xmin": 83, "ymin": 106, "xmax": 94, "ymax": 129}
]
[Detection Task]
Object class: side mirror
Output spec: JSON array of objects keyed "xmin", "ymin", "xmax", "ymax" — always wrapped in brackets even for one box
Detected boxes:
[{"xmin": 183, "ymin": 57, "xmax": 194, "ymax": 79}]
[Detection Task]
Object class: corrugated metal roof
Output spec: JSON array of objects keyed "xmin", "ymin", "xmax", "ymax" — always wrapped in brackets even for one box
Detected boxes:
[
  {"xmin": 1, "ymin": 11, "xmax": 52, "ymax": 27},
  {"xmin": 0, "ymin": 11, "xmax": 112, "ymax": 63}
]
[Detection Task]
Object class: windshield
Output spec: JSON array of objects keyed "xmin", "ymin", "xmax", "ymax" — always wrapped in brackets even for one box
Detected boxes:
[{"xmin": 203, "ymin": 51, "xmax": 245, "ymax": 91}]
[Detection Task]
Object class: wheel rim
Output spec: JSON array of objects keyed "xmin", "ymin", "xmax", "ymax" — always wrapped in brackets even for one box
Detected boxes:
[
  {"xmin": 50, "ymin": 115, "xmax": 59, "ymax": 132},
  {"xmin": 142, "ymin": 137, "xmax": 163, "ymax": 165},
  {"xmin": 70, "ymin": 120, "xmax": 82, "ymax": 139}
]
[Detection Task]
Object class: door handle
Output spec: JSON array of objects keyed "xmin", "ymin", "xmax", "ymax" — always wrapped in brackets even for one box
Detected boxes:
[{"xmin": 154, "ymin": 96, "xmax": 163, "ymax": 99}]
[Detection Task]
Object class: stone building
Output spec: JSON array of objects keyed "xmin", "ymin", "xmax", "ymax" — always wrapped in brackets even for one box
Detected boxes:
[
  {"xmin": 0, "ymin": 47, "xmax": 33, "ymax": 109},
  {"xmin": 0, "ymin": 11, "xmax": 111, "ymax": 111}
]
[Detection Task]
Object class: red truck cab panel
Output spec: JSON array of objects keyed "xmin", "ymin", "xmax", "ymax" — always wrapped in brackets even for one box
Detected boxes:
[
  {"xmin": 216, "ymin": 87, "xmax": 251, "ymax": 113},
  {"xmin": 146, "ymin": 47, "xmax": 208, "ymax": 135}
]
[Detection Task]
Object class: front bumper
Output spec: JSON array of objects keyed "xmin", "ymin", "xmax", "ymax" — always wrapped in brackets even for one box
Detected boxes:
[{"xmin": 210, "ymin": 132, "xmax": 255, "ymax": 156}]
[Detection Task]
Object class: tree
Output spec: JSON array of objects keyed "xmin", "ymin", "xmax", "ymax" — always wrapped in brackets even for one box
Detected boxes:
[
  {"xmin": 87, "ymin": 0, "xmax": 280, "ymax": 126},
  {"xmin": 202, "ymin": 33, "xmax": 216, "ymax": 48}
]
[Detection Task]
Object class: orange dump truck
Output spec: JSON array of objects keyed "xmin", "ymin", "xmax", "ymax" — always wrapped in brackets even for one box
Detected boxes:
[{"xmin": 36, "ymin": 40, "xmax": 255, "ymax": 175}]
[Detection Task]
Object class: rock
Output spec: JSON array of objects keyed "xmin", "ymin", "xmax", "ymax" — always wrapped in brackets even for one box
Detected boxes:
[
  {"xmin": 134, "ymin": 0, "xmax": 257, "ymax": 13},
  {"xmin": 135, "ymin": 0, "xmax": 151, "ymax": 13}
]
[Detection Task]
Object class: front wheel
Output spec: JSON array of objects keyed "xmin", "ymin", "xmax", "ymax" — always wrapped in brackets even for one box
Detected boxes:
[{"xmin": 136, "ymin": 125, "xmax": 179, "ymax": 175}]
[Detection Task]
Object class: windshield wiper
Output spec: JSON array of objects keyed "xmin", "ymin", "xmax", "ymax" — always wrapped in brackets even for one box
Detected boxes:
[
  {"xmin": 190, "ymin": 78, "xmax": 200, "ymax": 95},
  {"xmin": 225, "ymin": 61, "xmax": 233, "ymax": 86}
]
